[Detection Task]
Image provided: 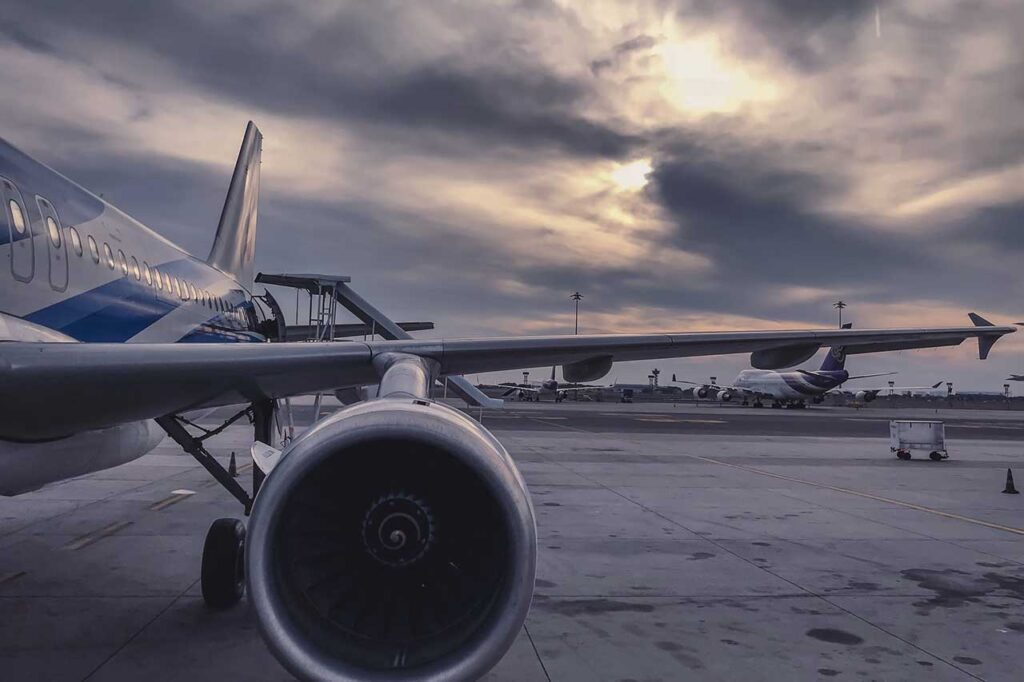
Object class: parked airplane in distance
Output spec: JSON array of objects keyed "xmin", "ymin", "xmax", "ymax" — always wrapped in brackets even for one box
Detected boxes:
[
  {"xmin": 0, "ymin": 122, "xmax": 1013, "ymax": 681},
  {"xmin": 674, "ymin": 327, "xmax": 945, "ymax": 408},
  {"xmin": 482, "ymin": 366, "xmax": 609, "ymax": 402}
]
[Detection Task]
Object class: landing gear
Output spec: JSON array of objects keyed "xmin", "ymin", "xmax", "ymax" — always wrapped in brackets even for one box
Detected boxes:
[
  {"xmin": 929, "ymin": 451, "xmax": 947, "ymax": 462},
  {"xmin": 157, "ymin": 399, "xmax": 288, "ymax": 611},
  {"xmin": 201, "ymin": 518, "xmax": 246, "ymax": 608},
  {"xmin": 896, "ymin": 450, "xmax": 911, "ymax": 460},
  {"xmin": 771, "ymin": 401, "xmax": 782, "ymax": 409},
  {"xmin": 752, "ymin": 400, "xmax": 763, "ymax": 408}
]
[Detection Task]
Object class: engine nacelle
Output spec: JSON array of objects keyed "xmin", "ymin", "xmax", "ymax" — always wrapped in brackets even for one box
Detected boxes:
[
  {"xmin": 854, "ymin": 390, "xmax": 875, "ymax": 402},
  {"xmin": 716, "ymin": 390, "xmax": 733, "ymax": 402},
  {"xmin": 696, "ymin": 387, "xmax": 709, "ymax": 399},
  {"xmin": 246, "ymin": 399, "xmax": 537, "ymax": 681}
]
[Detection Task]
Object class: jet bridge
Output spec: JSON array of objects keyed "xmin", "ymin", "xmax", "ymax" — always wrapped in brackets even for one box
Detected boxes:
[{"xmin": 255, "ymin": 272, "xmax": 503, "ymax": 408}]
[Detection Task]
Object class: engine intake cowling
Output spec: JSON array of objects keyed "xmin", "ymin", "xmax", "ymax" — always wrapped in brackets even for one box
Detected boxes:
[
  {"xmin": 716, "ymin": 390, "xmax": 732, "ymax": 402},
  {"xmin": 246, "ymin": 399, "xmax": 536, "ymax": 681}
]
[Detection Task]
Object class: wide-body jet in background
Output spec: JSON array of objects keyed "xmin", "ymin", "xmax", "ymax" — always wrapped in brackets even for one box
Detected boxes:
[
  {"xmin": 0, "ymin": 123, "xmax": 1014, "ymax": 681},
  {"xmin": 674, "ymin": 331, "xmax": 947, "ymax": 408}
]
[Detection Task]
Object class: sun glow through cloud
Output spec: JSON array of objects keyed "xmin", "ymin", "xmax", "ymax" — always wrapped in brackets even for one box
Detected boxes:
[
  {"xmin": 610, "ymin": 158, "xmax": 652, "ymax": 191},
  {"xmin": 657, "ymin": 37, "xmax": 777, "ymax": 115}
]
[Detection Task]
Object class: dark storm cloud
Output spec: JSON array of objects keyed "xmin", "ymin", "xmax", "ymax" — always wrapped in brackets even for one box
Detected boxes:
[
  {"xmin": 648, "ymin": 137, "xmax": 1024, "ymax": 319},
  {"xmin": 1, "ymin": 0, "xmax": 639, "ymax": 159}
]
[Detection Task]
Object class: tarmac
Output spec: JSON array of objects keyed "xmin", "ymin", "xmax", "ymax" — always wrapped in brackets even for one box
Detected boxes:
[{"xmin": 2, "ymin": 399, "xmax": 1023, "ymax": 680}]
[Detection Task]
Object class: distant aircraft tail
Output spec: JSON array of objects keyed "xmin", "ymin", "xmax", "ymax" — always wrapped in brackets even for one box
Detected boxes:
[
  {"xmin": 819, "ymin": 322, "xmax": 852, "ymax": 371},
  {"xmin": 208, "ymin": 121, "xmax": 262, "ymax": 288}
]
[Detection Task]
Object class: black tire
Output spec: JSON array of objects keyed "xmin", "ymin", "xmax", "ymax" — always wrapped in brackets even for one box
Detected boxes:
[
  {"xmin": 202, "ymin": 518, "xmax": 246, "ymax": 609},
  {"xmin": 897, "ymin": 450, "xmax": 911, "ymax": 460},
  {"xmin": 929, "ymin": 451, "xmax": 944, "ymax": 462}
]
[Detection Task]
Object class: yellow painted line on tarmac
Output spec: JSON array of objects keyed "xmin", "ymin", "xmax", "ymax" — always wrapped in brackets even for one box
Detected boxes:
[
  {"xmin": 690, "ymin": 454, "xmax": 1024, "ymax": 537},
  {"xmin": 948, "ymin": 424, "xmax": 1024, "ymax": 430},
  {"xmin": 64, "ymin": 521, "xmax": 134, "ymax": 550},
  {"xmin": 149, "ymin": 489, "xmax": 196, "ymax": 511},
  {"xmin": 0, "ymin": 571, "xmax": 26, "ymax": 586},
  {"xmin": 636, "ymin": 417, "xmax": 727, "ymax": 424}
]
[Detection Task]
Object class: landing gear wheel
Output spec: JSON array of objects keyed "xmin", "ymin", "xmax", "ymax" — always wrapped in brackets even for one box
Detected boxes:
[
  {"xmin": 201, "ymin": 518, "xmax": 246, "ymax": 609},
  {"xmin": 896, "ymin": 450, "xmax": 911, "ymax": 460},
  {"xmin": 929, "ymin": 451, "xmax": 944, "ymax": 462}
]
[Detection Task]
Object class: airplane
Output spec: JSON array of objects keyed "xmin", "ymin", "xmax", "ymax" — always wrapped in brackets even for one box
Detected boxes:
[
  {"xmin": 672, "ymin": 325, "xmax": 948, "ymax": 408},
  {"xmin": 483, "ymin": 366, "xmax": 610, "ymax": 402},
  {"xmin": 0, "ymin": 122, "xmax": 1014, "ymax": 681},
  {"xmin": 1007, "ymin": 375, "xmax": 1024, "ymax": 381}
]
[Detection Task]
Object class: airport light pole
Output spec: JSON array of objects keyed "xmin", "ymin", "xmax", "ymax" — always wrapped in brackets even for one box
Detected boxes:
[
  {"xmin": 833, "ymin": 300, "xmax": 847, "ymax": 328},
  {"xmin": 570, "ymin": 291, "xmax": 583, "ymax": 335}
]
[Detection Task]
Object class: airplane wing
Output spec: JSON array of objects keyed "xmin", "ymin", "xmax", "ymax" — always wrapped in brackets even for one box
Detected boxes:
[
  {"xmin": 799, "ymin": 369, "xmax": 897, "ymax": 381},
  {"xmin": 0, "ymin": 318, "xmax": 1011, "ymax": 439},
  {"xmin": 479, "ymin": 384, "xmax": 540, "ymax": 396},
  {"xmin": 839, "ymin": 381, "xmax": 945, "ymax": 396}
]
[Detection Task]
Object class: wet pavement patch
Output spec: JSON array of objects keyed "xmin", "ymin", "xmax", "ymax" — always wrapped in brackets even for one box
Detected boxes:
[
  {"xmin": 900, "ymin": 568, "xmax": 1024, "ymax": 611},
  {"xmin": 953, "ymin": 656, "xmax": 982, "ymax": 665},
  {"xmin": 533, "ymin": 596, "xmax": 656, "ymax": 616},
  {"xmin": 817, "ymin": 669, "xmax": 840, "ymax": 677},
  {"xmin": 688, "ymin": 552, "xmax": 715, "ymax": 561},
  {"xmin": 806, "ymin": 628, "xmax": 864, "ymax": 645}
]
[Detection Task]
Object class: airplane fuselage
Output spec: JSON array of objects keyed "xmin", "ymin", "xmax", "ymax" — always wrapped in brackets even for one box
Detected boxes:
[
  {"xmin": 732, "ymin": 368, "xmax": 849, "ymax": 401},
  {"xmin": 0, "ymin": 136, "xmax": 263, "ymax": 493}
]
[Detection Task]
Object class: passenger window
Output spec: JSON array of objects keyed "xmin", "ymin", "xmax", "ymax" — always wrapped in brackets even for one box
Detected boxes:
[
  {"xmin": 117, "ymin": 250, "xmax": 128, "ymax": 275},
  {"xmin": 88, "ymin": 235, "xmax": 100, "ymax": 263},
  {"xmin": 163, "ymin": 272, "xmax": 172, "ymax": 293},
  {"xmin": 103, "ymin": 243, "xmax": 114, "ymax": 269},
  {"xmin": 8, "ymin": 200, "xmax": 26, "ymax": 234},
  {"xmin": 68, "ymin": 227, "xmax": 83, "ymax": 256},
  {"xmin": 188, "ymin": 283, "xmax": 197, "ymax": 301},
  {"xmin": 143, "ymin": 262, "xmax": 153, "ymax": 286},
  {"xmin": 130, "ymin": 256, "xmax": 141, "ymax": 281},
  {"xmin": 173, "ymin": 277, "xmax": 182, "ymax": 299},
  {"xmin": 45, "ymin": 217, "xmax": 61, "ymax": 247}
]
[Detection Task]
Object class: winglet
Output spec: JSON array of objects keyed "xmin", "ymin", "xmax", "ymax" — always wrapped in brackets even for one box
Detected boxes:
[
  {"xmin": 969, "ymin": 312, "xmax": 994, "ymax": 327},
  {"xmin": 970, "ymin": 312, "xmax": 999, "ymax": 360},
  {"xmin": 931, "ymin": 381, "xmax": 943, "ymax": 389}
]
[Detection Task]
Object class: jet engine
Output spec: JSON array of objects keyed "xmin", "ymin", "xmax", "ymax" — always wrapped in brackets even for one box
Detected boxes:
[
  {"xmin": 854, "ymin": 390, "xmax": 876, "ymax": 403},
  {"xmin": 696, "ymin": 387, "xmax": 709, "ymax": 399},
  {"xmin": 715, "ymin": 390, "xmax": 733, "ymax": 402},
  {"xmin": 246, "ymin": 399, "xmax": 537, "ymax": 681}
]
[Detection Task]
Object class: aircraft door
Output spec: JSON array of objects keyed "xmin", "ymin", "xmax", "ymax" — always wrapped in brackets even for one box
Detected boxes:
[
  {"xmin": 1, "ymin": 178, "xmax": 33, "ymax": 282},
  {"xmin": 35, "ymin": 196, "xmax": 68, "ymax": 291}
]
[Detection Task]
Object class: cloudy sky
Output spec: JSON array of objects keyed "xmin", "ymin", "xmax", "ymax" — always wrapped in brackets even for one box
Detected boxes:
[{"xmin": 2, "ymin": 0, "xmax": 1022, "ymax": 388}]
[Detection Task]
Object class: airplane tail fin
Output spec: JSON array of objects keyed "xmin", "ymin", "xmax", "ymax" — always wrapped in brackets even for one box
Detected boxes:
[
  {"xmin": 208, "ymin": 121, "xmax": 262, "ymax": 289},
  {"xmin": 819, "ymin": 321, "xmax": 852, "ymax": 371}
]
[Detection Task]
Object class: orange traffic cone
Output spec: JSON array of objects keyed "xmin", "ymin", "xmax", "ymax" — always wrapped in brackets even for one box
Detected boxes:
[{"xmin": 1002, "ymin": 468, "xmax": 1019, "ymax": 495}]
